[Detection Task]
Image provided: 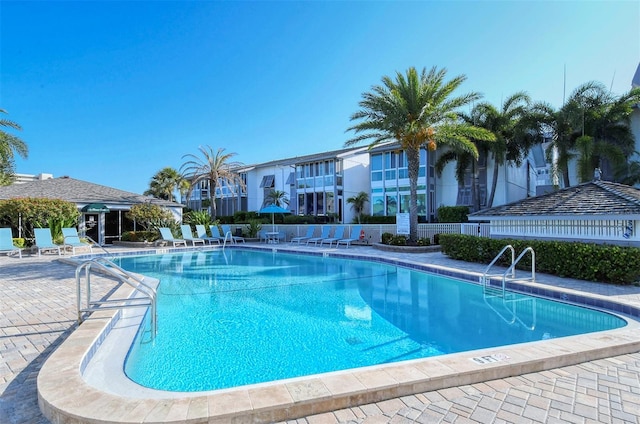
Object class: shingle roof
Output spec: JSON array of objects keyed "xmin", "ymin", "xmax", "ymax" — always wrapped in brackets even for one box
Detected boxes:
[
  {"xmin": 469, "ymin": 180, "xmax": 640, "ymax": 218},
  {"xmin": 0, "ymin": 177, "xmax": 182, "ymax": 209}
]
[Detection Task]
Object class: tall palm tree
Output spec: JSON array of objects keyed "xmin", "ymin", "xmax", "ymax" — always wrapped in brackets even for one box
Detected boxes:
[
  {"xmin": 536, "ymin": 82, "xmax": 640, "ymax": 187},
  {"xmin": 144, "ymin": 167, "xmax": 185, "ymax": 202},
  {"xmin": 346, "ymin": 66, "xmax": 495, "ymax": 241},
  {"xmin": 471, "ymin": 92, "xmax": 535, "ymax": 207},
  {"xmin": 180, "ymin": 146, "xmax": 244, "ymax": 219},
  {"xmin": 347, "ymin": 191, "xmax": 369, "ymax": 224},
  {"xmin": 265, "ymin": 189, "xmax": 289, "ymax": 207},
  {"xmin": 0, "ymin": 109, "xmax": 28, "ymax": 185}
]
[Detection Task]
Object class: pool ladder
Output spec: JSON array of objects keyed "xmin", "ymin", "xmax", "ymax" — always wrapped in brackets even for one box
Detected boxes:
[
  {"xmin": 75, "ymin": 257, "xmax": 158, "ymax": 339},
  {"xmin": 480, "ymin": 245, "xmax": 536, "ymax": 330}
]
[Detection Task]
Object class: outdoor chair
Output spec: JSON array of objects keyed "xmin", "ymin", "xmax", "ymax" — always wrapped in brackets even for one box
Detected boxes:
[
  {"xmin": 0, "ymin": 228, "xmax": 21, "ymax": 258},
  {"xmin": 62, "ymin": 227, "xmax": 93, "ymax": 255},
  {"xmin": 306, "ymin": 226, "xmax": 332, "ymax": 245},
  {"xmin": 320, "ymin": 226, "xmax": 345, "ymax": 248},
  {"xmin": 195, "ymin": 225, "xmax": 221, "ymax": 244},
  {"xmin": 336, "ymin": 225, "xmax": 362, "ymax": 248},
  {"xmin": 158, "ymin": 228, "xmax": 187, "ymax": 247},
  {"xmin": 180, "ymin": 225, "xmax": 206, "ymax": 246},
  {"xmin": 290, "ymin": 226, "xmax": 316, "ymax": 244},
  {"xmin": 33, "ymin": 228, "xmax": 62, "ymax": 256}
]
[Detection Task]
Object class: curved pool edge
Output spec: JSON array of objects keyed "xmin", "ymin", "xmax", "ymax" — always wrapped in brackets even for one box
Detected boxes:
[{"xmin": 38, "ymin": 247, "xmax": 640, "ymax": 423}]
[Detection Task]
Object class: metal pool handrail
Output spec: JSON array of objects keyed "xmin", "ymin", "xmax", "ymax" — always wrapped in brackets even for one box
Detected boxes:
[{"xmin": 75, "ymin": 257, "xmax": 157, "ymax": 338}]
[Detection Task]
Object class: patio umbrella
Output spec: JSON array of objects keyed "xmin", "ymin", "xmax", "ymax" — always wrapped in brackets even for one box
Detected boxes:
[{"xmin": 258, "ymin": 204, "xmax": 291, "ymax": 228}]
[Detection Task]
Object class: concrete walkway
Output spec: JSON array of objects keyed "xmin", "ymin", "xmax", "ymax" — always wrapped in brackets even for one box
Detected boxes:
[{"xmin": 1, "ymin": 246, "xmax": 639, "ymax": 423}]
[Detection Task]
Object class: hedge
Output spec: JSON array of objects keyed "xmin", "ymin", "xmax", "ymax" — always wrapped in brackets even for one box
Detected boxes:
[
  {"xmin": 439, "ymin": 234, "xmax": 640, "ymax": 285},
  {"xmin": 436, "ymin": 206, "xmax": 470, "ymax": 223}
]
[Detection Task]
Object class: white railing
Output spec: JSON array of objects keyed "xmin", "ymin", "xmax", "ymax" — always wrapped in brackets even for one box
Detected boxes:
[
  {"xmin": 277, "ymin": 222, "xmax": 491, "ymax": 244},
  {"xmin": 490, "ymin": 219, "xmax": 638, "ymax": 244}
]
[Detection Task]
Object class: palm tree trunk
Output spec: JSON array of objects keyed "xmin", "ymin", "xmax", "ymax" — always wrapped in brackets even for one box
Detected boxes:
[
  {"xmin": 488, "ymin": 153, "xmax": 500, "ymax": 208},
  {"xmin": 406, "ymin": 145, "xmax": 420, "ymax": 242},
  {"xmin": 210, "ymin": 180, "xmax": 217, "ymax": 219}
]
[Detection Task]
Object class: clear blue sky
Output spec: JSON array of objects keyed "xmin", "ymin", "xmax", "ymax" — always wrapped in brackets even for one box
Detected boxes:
[{"xmin": 2, "ymin": 1, "xmax": 638, "ymax": 195}]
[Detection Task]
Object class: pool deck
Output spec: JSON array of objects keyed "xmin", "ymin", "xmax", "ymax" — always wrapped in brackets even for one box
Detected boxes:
[{"xmin": 1, "ymin": 244, "xmax": 640, "ymax": 423}]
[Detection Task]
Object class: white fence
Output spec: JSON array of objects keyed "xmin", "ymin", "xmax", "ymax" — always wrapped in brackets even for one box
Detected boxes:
[{"xmin": 265, "ymin": 223, "xmax": 491, "ymax": 243}]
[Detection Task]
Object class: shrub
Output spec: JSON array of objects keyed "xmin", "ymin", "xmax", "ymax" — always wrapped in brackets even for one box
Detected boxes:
[
  {"xmin": 183, "ymin": 210, "xmax": 212, "ymax": 226},
  {"xmin": 417, "ymin": 237, "xmax": 431, "ymax": 246},
  {"xmin": 121, "ymin": 231, "xmax": 159, "ymax": 242},
  {"xmin": 439, "ymin": 234, "xmax": 640, "ymax": 285},
  {"xmin": 361, "ymin": 214, "xmax": 396, "ymax": 224},
  {"xmin": 245, "ymin": 220, "xmax": 263, "ymax": 238},
  {"xmin": 390, "ymin": 235, "xmax": 407, "ymax": 246},
  {"xmin": 126, "ymin": 203, "xmax": 176, "ymax": 231},
  {"xmin": 381, "ymin": 232, "xmax": 394, "ymax": 244},
  {"xmin": 12, "ymin": 238, "xmax": 25, "ymax": 248},
  {"xmin": 0, "ymin": 198, "xmax": 80, "ymax": 240},
  {"xmin": 283, "ymin": 215, "xmax": 317, "ymax": 224},
  {"xmin": 437, "ymin": 206, "xmax": 470, "ymax": 223},
  {"xmin": 433, "ymin": 233, "xmax": 440, "ymax": 245}
]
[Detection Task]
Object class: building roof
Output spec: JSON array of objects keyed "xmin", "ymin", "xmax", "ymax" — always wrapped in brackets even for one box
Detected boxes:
[
  {"xmin": 469, "ymin": 180, "xmax": 640, "ymax": 219},
  {"xmin": 0, "ymin": 176, "xmax": 182, "ymax": 209},
  {"xmin": 633, "ymin": 62, "xmax": 640, "ymax": 88},
  {"xmin": 236, "ymin": 146, "xmax": 369, "ymax": 172}
]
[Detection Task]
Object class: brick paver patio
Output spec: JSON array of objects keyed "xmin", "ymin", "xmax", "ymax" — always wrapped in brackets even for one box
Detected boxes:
[{"xmin": 1, "ymin": 247, "xmax": 639, "ymax": 423}]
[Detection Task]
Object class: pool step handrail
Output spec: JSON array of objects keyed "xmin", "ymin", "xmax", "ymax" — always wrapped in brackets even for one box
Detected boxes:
[
  {"xmin": 480, "ymin": 245, "xmax": 515, "ymax": 289},
  {"xmin": 222, "ymin": 231, "xmax": 234, "ymax": 249},
  {"xmin": 83, "ymin": 234, "xmax": 115, "ymax": 259},
  {"xmin": 75, "ymin": 257, "xmax": 157, "ymax": 338}
]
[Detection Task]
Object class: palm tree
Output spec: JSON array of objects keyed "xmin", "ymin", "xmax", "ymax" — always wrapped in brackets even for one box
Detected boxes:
[
  {"xmin": 0, "ymin": 109, "xmax": 28, "ymax": 185},
  {"xmin": 537, "ymin": 82, "xmax": 640, "ymax": 187},
  {"xmin": 347, "ymin": 191, "xmax": 369, "ymax": 223},
  {"xmin": 265, "ymin": 189, "xmax": 289, "ymax": 207},
  {"xmin": 144, "ymin": 167, "xmax": 185, "ymax": 202},
  {"xmin": 471, "ymin": 92, "xmax": 535, "ymax": 207},
  {"xmin": 180, "ymin": 146, "xmax": 244, "ymax": 219},
  {"xmin": 346, "ymin": 66, "xmax": 495, "ymax": 241}
]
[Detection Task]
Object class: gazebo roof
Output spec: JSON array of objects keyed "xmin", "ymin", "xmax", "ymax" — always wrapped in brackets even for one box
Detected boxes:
[
  {"xmin": 469, "ymin": 180, "xmax": 640, "ymax": 219},
  {"xmin": 0, "ymin": 176, "xmax": 182, "ymax": 209}
]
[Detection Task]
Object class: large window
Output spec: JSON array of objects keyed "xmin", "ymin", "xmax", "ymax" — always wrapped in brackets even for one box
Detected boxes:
[{"xmin": 369, "ymin": 147, "xmax": 434, "ymax": 221}]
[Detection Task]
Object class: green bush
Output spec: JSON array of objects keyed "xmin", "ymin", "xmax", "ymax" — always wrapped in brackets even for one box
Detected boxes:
[
  {"xmin": 283, "ymin": 215, "xmax": 318, "ymax": 224},
  {"xmin": 381, "ymin": 232, "xmax": 394, "ymax": 244},
  {"xmin": 433, "ymin": 233, "xmax": 440, "ymax": 245},
  {"xmin": 183, "ymin": 210, "xmax": 212, "ymax": 226},
  {"xmin": 437, "ymin": 206, "xmax": 470, "ymax": 223},
  {"xmin": 126, "ymin": 203, "xmax": 176, "ymax": 231},
  {"xmin": 245, "ymin": 220, "xmax": 263, "ymax": 238},
  {"xmin": 439, "ymin": 234, "xmax": 640, "ymax": 285},
  {"xmin": 0, "ymin": 198, "xmax": 80, "ymax": 241},
  {"xmin": 12, "ymin": 238, "xmax": 25, "ymax": 248},
  {"xmin": 361, "ymin": 214, "xmax": 396, "ymax": 224},
  {"xmin": 390, "ymin": 235, "xmax": 407, "ymax": 246},
  {"xmin": 417, "ymin": 237, "xmax": 431, "ymax": 246},
  {"xmin": 121, "ymin": 231, "xmax": 159, "ymax": 242}
]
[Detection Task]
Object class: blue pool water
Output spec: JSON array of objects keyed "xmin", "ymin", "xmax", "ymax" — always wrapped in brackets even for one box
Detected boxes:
[{"xmin": 117, "ymin": 249, "xmax": 626, "ymax": 392}]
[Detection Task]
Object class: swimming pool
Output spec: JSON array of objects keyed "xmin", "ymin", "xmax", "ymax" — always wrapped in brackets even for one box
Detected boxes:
[{"xmin": 116, "ymin": 249, "xmax": 626, "ymax": 392}]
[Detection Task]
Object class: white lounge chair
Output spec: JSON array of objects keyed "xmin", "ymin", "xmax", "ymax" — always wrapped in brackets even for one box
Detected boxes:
[
  {"xmin": 336, "ymin": 225, "xmax": 362, "ymax": 248},
  {"xmin": 62, "ymin": 227, "xmax": 93, "ymax": 255},
  {"xmin": 320, "ymin": 226, "xmax": 345, "ymax": 248},
  {"xmin": 195, "ymin": 225, "xmax": 220, "ymax": 244},
  {"xmin": 0, "ymin": 228, "xmax": 21, "ymax": 258},
  {"xmin": 180, "ymin": 225, "xmax": 206, "ymax": 246},
  {"xmin": 158, "ymin": 228, "xmax": 187, "ymax": 247},
  {"xmin": 33, "ymin": 228, "xmax": 61, "ymax": 256},
  {"xmin": 307, "ymin": 226, "xmax": 331, "ymax": 245},
  {"xmin": 290, "ymin": 226, "xmax": 316, "ymax": 244}
]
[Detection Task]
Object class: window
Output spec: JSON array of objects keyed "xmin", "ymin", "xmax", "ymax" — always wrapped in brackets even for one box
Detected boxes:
[{"xmin": 260, "ymin": 175, "xmax": 275, "ymax": 188}]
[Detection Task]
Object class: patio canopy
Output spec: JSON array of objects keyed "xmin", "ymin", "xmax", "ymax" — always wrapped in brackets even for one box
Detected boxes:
[{"xmin": 81, "ymin": 203, "xmax": 110, "ymax": 213}]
